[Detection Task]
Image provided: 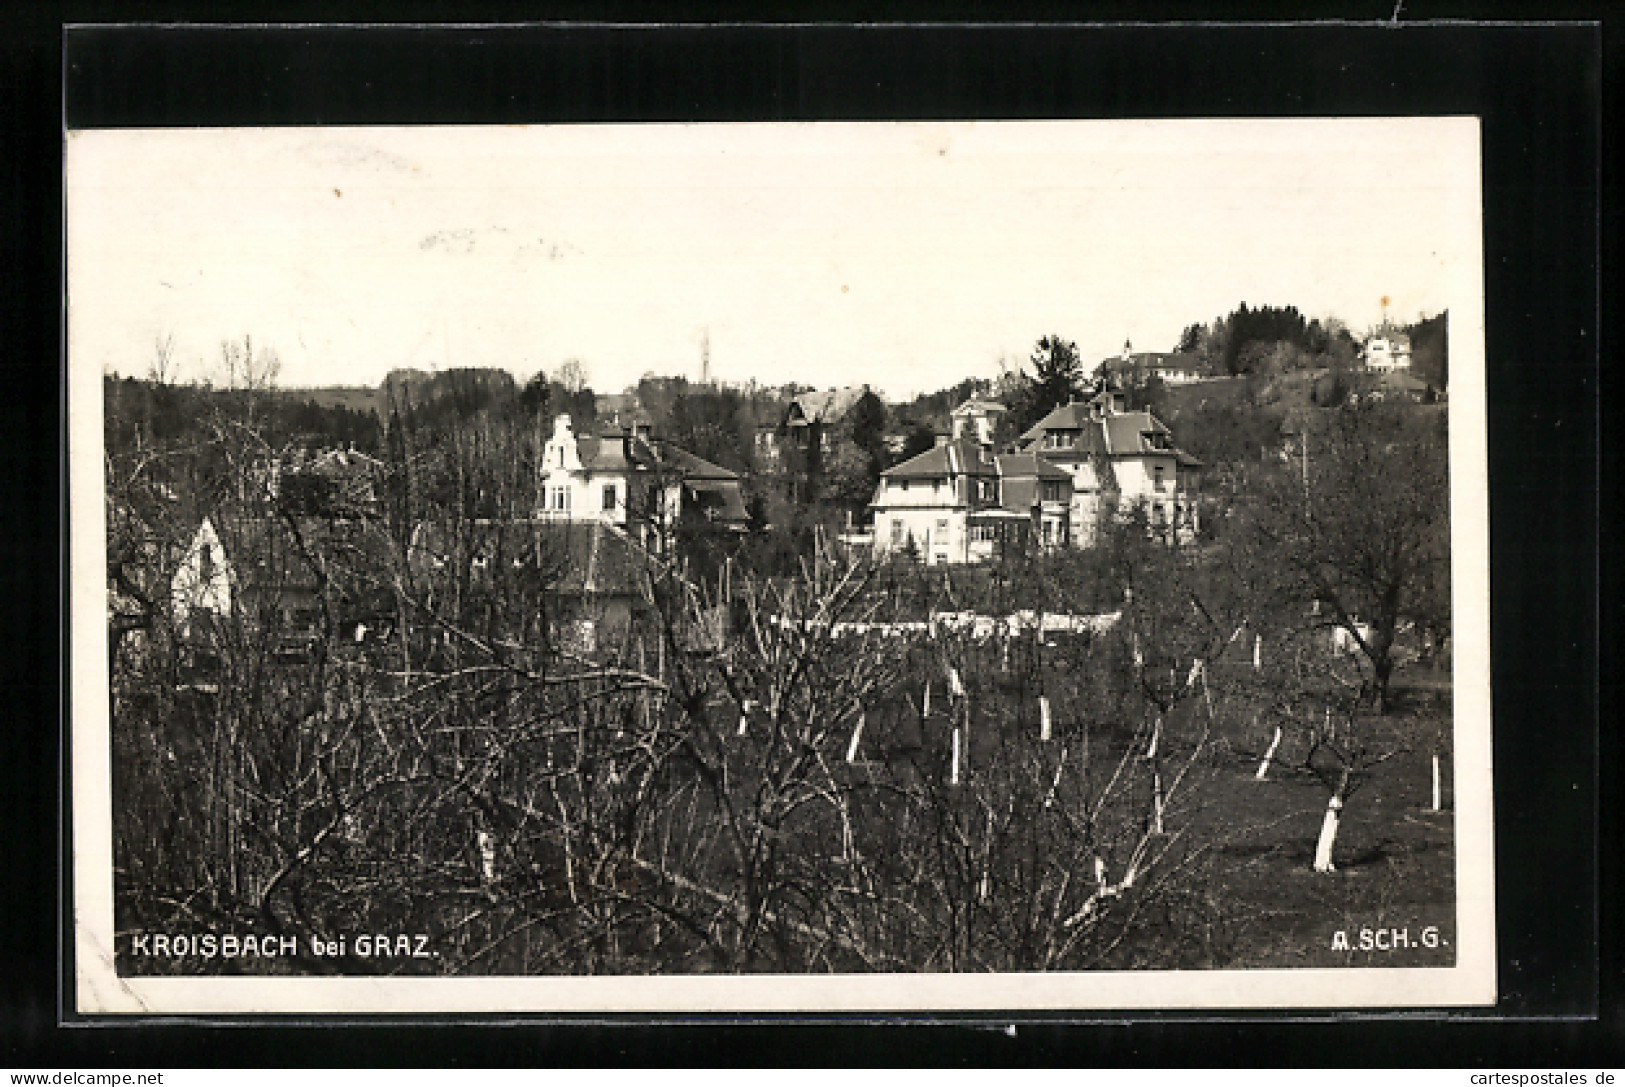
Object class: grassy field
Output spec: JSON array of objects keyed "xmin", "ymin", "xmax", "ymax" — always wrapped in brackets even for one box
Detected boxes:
[
  {"xmin": 1172, "ymin": 666, "xmax": 1456, "ymax": 970},
  {"xmin": 846, "ymin": 637, "xmax": 1457, "ymax": 972}
]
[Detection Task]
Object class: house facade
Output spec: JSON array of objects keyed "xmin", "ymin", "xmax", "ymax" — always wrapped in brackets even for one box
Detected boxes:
[
  {"xmin": 772, "ymin": 386, "xmax": 871, "ymax": 504},
  {"xmin": 537, "ymin": 414, "xmax": 747, "ymax": 547},
  {"xmin": 1016, "ymin": 389, "xmax": 1201, "ymax": 544},
  {"xmin": 1363, "ymin": 334, "xmax": 1413, "ymax": 371},
  {"xmin": 170, "ymin": 511, "xmax": 397, "ymax": 668},
  {"xmin": 949, "ymin": 396, "xmax": 1008, "ymax": 446},
  {"xmin": 869, "ymin": 387, "xmax": 1201, "ymax": 564},
  {"xmin": 869, "ymin": 439, "xmax": 1005, "ymax": 565}
]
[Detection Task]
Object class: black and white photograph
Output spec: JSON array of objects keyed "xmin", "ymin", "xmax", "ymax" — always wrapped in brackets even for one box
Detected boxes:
[{"xmin": 68, "ymin": 117, "xmax": 1492, "ymax": 1013}]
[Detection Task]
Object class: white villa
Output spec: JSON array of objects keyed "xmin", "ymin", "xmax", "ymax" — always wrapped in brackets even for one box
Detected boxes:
[
  {"xmin": 949, "ymin": 396, "xmax": 1009, "ymax": 445},
  {"xmin": 1363, "ymin": 334, "xmax": 1413, "ymax": 371},
  {"xmin": 538, "ymin": 414, "xmax": 747, "ymax": 548},
  {"xmin": 868, "ymin": 439, "xmax": 1029, "ymax": 566},
  {"xmin": 871, "ymin": 388, "xmax": 1201, "ymax": 564}
]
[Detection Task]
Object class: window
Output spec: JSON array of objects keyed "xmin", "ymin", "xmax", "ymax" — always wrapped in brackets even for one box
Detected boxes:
[
  {"xmin": 937, "ymin": 518, "xmax": 949, "ymax": 536},
  {"xmin": 602, "ymin": 484, "xmax": 618, "ymax": 511},
  {"xmin": 1153, "ymin": 466, "xmax": 1166, "ymax": 491},
  {"xmin": 891, "ymin": 518, "xmax": 905, "ymax": 545}
]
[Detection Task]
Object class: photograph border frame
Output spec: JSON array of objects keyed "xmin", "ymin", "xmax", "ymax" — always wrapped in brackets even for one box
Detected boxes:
[{"xmin": 53, "ymin": 18, "xmax": 1601, "ymax": 1030}]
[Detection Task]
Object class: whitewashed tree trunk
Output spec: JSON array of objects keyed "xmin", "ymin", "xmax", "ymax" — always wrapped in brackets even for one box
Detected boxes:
[
  {"xmin": 1254, "ymin": 633, "xmax": 1262, "ymax": 672},
  {"xmin": 1151, "ymin": 767, "xmax": 1165, "ymax": 834},
  {"xmin": 1039, "ymin": 696, "xmax": 1052, "ymax": 742},
  {"xmin": 845, "ymin": 712, "xmax": 865, "ymax": 763},
  {"xmin": 477, "ymin": 829, "xmax": 497, "ymax": 883},
  {"xmin": 1312, "ymin": 796, "xmax": 1343, "ymax": 873},
  {"xmin": 1256, "ymin": 725, "xmax": 1282, "ymax": 780},
  {"xmin": 1431, "ymin": 753, "xmax": 1442, "ymax": 811},
  {"xmin": 922, "ymin": 681, "xmax": 931, "ymax": 717},
  {"xmin": 950, "ymin": 726, "xmax": 961, "ymax": 786}
]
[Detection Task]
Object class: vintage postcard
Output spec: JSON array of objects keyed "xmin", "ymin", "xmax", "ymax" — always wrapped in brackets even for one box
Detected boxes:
[{"xmin": 68, "ymin": 118, "xmax": 1492, "ymax": 1013}]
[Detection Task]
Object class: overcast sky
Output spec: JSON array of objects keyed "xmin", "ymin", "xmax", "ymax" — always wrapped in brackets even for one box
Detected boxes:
[{"xmin": 68, "ymin": 119, "xmax": 1481, "ymax": 400}]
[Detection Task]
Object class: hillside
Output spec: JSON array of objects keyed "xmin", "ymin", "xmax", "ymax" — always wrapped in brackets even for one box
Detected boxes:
[{"xmin": 284, "ymin": 385, "xmax": 385, "ymax": 416}]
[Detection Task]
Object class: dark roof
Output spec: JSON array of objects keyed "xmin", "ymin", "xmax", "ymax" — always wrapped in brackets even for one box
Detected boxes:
[
  {"xmin": 881, "ymin": 439, "xmax": 996, "ymax": 480},
  {"xmin": 656, "ymin": 443, "xmax": 740, "ymax": 481},
  {"xmin": 996, "ymin": 452, "xmax": 1072, "ymax": 481},
  {"xmin": 1101, "ymin": 411, "xmax": 1173, "ymax": 454},
  {"xmin": 683, "ymin": 478, "xmax": 749, "ymax": 525},
  {"xmin": 576, "ymin": 432, "xmax": 661, "ymax": 473},
  {"xmin": 1017, "ymin": 402, "xmax": 1109, "ymax": 451},
  {"xmin": 785, "ymin": 387, "xmax": 867, "ymax": 426},
  {"xmin": 410, "ymin": 519, "xmax": 663, "ymax": 598},
  {"xmin": 209, "ymin": 511, "xmax": 396, "ymax": 596}
]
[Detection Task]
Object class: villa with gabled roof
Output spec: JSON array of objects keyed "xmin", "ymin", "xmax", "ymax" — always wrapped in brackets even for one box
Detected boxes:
[
  {"xmin": 1015, "ymin": 387, "xmax": 1201, "ymax": 545},
  {"xmin": 538, "ymin": 414, "xmax": 747, "ymax": 550}
]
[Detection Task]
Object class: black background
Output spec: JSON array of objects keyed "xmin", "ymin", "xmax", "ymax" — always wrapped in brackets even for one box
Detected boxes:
[{"xmin": 3, "ymin": 3, "xmax": 1614, "ymax": 1068}]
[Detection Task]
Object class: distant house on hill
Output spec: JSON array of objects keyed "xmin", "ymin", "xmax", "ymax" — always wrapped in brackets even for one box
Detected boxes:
[
  {"xmin": 1363, "ymin": 334, "xmax": 1413, "ymax": 372},
  {"xmin": 1100, "ymin": 348, "xmax": 1205, "ymax": 387},
  {"xmin": 1152, "ymin": 353, "xmax": 1206, "ymax": 385}
]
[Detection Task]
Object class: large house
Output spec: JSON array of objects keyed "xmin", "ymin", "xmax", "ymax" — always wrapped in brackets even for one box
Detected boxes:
[
  {"xmin": 170, "ymin": 511, "xmax": 397, "ymax": 667},
  {"xmin": 408, "ymin": 517, "xmax": 675, "ymax": 659},
  {"xmin": 766, "ymin": 386, "xmax": 873, "ymax": 503},
  {"xmin": 779, "ymin": 387, "xmax": 870, "ymax": 455},
  {"xmin": 1016, "ymin": 388, "xmax": 1202, "ymax": 545},
  {"xmin": 869, "ymin": 388, "xmax": 1201, "ymax": 563},
  {"xmin": 867, "ymin": 439, "xmax": 1080, "ymax": 565},
  {"xmin": 537, "ymin": 414, "xmax": 747, "ymax": 548},
  {"xmin": 868, "ymin": 439, "xmax": 1013, "ymax": 565}
]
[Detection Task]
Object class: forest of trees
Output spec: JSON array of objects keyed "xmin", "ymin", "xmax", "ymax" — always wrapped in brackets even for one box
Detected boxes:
[{"xmin": 1174, "ymin": 303, "xmax": 1361, "ymax": 377}]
